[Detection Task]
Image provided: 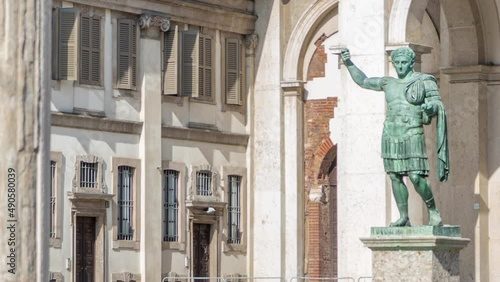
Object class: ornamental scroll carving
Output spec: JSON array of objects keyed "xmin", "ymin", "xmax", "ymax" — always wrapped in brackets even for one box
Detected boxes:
[{"xmin": 138, "ymin": 14, "xmax": 170, "ymax": 32}]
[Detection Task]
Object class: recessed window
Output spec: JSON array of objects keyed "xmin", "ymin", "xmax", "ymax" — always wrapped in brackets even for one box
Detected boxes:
[
  {"xmin": 117, "ymin": 166, "xmax": 134, "ymax": 240},
  {"xmin": 50, "ymin": 160, "xmax": 57, "ymax": 238},
  {"xmin": 80, "ymin": 161, "xmax": 98, "ymax": 188},
  {"xmin": 227, "ymin": 175, "xmax": 242, "ymax": 244},
  {"xmin": 196, "ymin": 170, "xmax": 212, "ymax": 196},
  {"xmin": 163, "ymin": 170, "xmax": 179, "ymax": 242}
]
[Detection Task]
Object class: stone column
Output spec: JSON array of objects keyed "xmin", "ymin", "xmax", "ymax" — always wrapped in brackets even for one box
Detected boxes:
[
  {"xmin": 251, "ymin": 0, "xmax": 284, "ymax": 278},
  {"xmin": 440, "ymin": 65, "xmax": 490, "ymax": 281},
  {"xmin": 336, "ymin": 0, "xmax": 388, "ymax": 277},
  {"xmin": 0, "ymin": 0, "xmax": 51, "ymax": 281},
  {"xmin": 281, "ymin": 81, "xmax": 305, "ymax": 279},
  {"xmin": 138, "ymin": 14, "xmax": 169, "ymax": 282}
]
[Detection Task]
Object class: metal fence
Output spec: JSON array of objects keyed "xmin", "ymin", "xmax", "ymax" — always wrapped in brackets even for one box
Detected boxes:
[{"xmin": 162, "ymin": 277, "xmax": 370, "ymax": 282}]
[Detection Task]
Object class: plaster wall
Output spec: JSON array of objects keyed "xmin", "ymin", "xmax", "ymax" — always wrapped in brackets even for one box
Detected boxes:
[{"xmin": 49, "ymin": 127, "xmax": 140, "ymax": 280}]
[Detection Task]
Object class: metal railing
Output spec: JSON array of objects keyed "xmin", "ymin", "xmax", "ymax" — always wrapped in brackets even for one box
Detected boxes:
[{"xmin": 291, "ymin": 277, "xmax": 356, "ymax": 282}]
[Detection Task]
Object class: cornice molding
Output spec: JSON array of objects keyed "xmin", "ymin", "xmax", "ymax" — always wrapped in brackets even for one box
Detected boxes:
[
  {"xmin": 440, "ymin": 65, "xmax": 500, "ymax": 84},
  {"xmin": 161, "ymin": 125, "xmax": 249, "ymax": 147},
  {"xmin": 64, "ymin": 0, "xmax": 256, "ymax": 34},
  {"xmin": 51, "ymin": 112, "xmax": 143, "ymax": 135}
]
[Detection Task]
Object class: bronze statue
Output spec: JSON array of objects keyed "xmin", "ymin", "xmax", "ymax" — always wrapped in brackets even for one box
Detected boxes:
[{"xmin": 341, "ymin": 47, "xmax": 449, "ymax": 226}]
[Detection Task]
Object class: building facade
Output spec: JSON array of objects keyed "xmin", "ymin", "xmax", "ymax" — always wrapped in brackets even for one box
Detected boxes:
[{"xmin": 49, "ymin": 0, "xmax": 500, "ymax": 281}]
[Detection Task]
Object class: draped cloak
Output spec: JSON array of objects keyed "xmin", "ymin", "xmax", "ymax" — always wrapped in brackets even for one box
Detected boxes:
[{"xmin": 381, "ymin": 73, "xmax": 450, "ymax": 182}]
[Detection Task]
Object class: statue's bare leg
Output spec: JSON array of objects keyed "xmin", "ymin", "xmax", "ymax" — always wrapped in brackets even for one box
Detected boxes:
[
  {"xmin": 408, "ymin": 173, "xmax": 443, "ymax": 226},
  {"xmin": 389, "ymin": 173, "xmax": 410, "ymax": 227}
]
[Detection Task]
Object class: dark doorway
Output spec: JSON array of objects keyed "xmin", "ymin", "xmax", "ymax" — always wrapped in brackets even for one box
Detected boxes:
[
  {"xmin": 193, "ymin": 223, "xmax": 211, "ymax": 281},
  {"xmin": 76, "ymin": 216, "xmax": 96, "ymax": 282}
]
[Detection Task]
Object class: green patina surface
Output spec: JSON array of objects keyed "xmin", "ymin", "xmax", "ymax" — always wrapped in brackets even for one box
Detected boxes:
[{"xmin": 371, "ymin": 225, "xmax": 461, "ymax": 237}]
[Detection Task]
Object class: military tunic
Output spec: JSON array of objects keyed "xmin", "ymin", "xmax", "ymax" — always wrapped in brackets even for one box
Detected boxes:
[{"xmin": 380, "ymin": 72, "xmax": 448, "ymax": 179}]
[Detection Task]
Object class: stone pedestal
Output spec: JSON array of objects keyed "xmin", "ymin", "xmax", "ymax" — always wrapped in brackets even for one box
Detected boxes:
[{"xmin": 361, "ymin": 226, "xmax": 470, "ymax": 282}]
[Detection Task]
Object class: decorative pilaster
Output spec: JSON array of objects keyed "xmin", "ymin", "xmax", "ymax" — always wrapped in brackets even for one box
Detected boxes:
[
  {"xmin": 440, "ymin": 65, "xmax": 500, "ymax": 282},
  {"xmin": 244, "ymin": 34, "xmax": 259, "ymax": 56},
  {"xmin": 281, "ymin": 80, "xmax": 305, "ymax": 279}
]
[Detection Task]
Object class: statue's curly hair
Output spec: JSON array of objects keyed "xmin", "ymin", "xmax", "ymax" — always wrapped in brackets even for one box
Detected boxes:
[{"xmin": 390, "ymin": 47, "xmax": 416, "ymax": 63}]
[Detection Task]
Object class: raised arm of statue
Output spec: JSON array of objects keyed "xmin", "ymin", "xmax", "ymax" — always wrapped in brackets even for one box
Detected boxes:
[{"xmin": 340, "ymin": 48, "xmax": 385, "ymax": 91}]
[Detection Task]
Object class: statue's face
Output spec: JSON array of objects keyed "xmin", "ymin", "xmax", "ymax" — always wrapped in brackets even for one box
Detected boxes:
[{"xmin": 392, "ymin": 55, "xmax": 414, "ymax": 78}]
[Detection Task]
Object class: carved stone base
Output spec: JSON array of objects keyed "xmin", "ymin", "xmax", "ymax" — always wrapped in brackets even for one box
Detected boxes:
[{"xmin": 361, "ymin": 226, "xmax": 470, "ymax": 282}]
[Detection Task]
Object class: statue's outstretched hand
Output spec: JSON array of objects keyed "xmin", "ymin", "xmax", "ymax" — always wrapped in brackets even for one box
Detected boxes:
[{"xmin": 341, "ymin": 48, "xmax": 351, "ymax": 64}]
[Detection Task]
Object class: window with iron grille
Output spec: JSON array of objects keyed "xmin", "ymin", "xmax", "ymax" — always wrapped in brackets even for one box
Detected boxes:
[
  {"xmin": 196, "ymin": 170, "xmax": 212, "ymax": 196},
  {"xmin": 227, "ymin": 175, "xmax": 242, "ymax": 244},
  {"xmin": 50, "ymin": 161, "xmax": 56, "ymax": 238},
  {"xmin": 117, "ymin": 166, "xmax": 134, "ymax": 240},
  {"xmin": 80, "ymin": 161, "xmax": 98, "ymax": 188},
  {"xmin": 163, "ymin": 170, "xmax": 179, "ymax": 242}
]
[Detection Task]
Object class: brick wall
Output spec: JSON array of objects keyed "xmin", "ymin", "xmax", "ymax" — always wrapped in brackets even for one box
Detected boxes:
[{"xmin": 304, "ymin": 97, "xmax": 337, "ymax": 278}]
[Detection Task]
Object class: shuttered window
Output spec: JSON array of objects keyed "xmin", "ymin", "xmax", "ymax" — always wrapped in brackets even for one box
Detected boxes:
[
  {"xmin": 117, "ymin": 166, "xmax": 134, "ymax": 240},
  {"xmin": 117, "ymin": 19, "xmax": 137, "ymax": 90},
  {"xmin": 181, "ymin": 30, "xmax": 213, "ymax": 99},
  {"xmin": 80, "ymin": 14, "xmax": 101, "ymax": 85},
  {"xmin": 54, "ymin": 8, "xmax": 78, "ymax": 80},
  {"xmin": 226, "ymin": 38, "xmax": 245, "ymax": 105},
  {"xmin": 199, "ymin": 35, "xmax": 213, "ymax": 99},
  {"xmin": 181, "ymin": 30, "xmax": 199, "ymax": 97},
  {"xmin": 163, "ymin": 25, "xmax": 178, "ymax": 95}
]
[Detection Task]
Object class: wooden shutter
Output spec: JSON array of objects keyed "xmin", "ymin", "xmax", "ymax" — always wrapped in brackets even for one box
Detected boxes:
[
  {"xmin": 199, "ymin": 35, "xmax": 213, "ymax": 98},
  {"xmin": 163, "ymin": 25, "xmax": 178, "ymax": 95},
  {"xmin": 117, "ymin": 19, "xmax": 137, "ymax": 90},
  {"xmin": 239, "ymin": 41, "xmax": 245, "ymax": 105},
  {"xmin": 226, "ymin": 38, "xmax": 240, "ymax": 105},
  {"xmin": 58, "ymin": 8, "xmax": 78, "ymax": 80},
  {"xmin": 182, "ymin": 30, "xmax": 199, "ymax": 97},
  {"xmin": 80, "ymin": 14, "xmax": 101, "ymax": 85}
]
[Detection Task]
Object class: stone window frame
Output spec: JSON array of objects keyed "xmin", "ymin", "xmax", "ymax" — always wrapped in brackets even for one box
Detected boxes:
[
  {"xmin": 111, "ymin": 157, "xmax": 141, "ymax": 249},
  {"xmin": 221, "ymin": 166, "xmax": 247, "ymax": 253},
  {"xmin": 189, "ymin": 164, "xmax": 220, "ymax": 202},
  {"xmin": 162, "ymin": 161, "xmax": 187, "ymax": 251},
  {"xmin": 72, "ymin": 155, "xmax": 105, "ymax": 193},
  {"xmin": 49, "ymin": 152, "xmax": 63, "ymax": 248},
  {"xmin": 111, "ymin": 272, "xmax": 141, "ymax": 282}
]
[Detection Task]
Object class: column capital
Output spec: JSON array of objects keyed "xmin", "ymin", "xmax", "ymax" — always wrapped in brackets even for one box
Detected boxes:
[
  {"xmin": 244, "ymin": 34, "xmax": 259, "ymax": 55},
  {"xmin": 138, "ymin": 14, "xmax": 171, "ymax": 32},
  {"xmin": 386, "ymin": 43, "xmax": 433, "ymax": 64},
  {"xmin": 281, "ymin": 80, "xmax": 305, "ymax": 98},
  {"xmin": 441, "ymin": 65, "xmax": 500, "ymax": 84}
]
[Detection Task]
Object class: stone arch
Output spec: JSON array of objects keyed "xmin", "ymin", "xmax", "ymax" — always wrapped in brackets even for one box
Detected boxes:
[
  {"xmin": 282, "ymin": 0, "xmax": 339, "ymax": 82},
  {"xmin": 388, "ymin": 0, "xmax": 485, "ymax": 65}
]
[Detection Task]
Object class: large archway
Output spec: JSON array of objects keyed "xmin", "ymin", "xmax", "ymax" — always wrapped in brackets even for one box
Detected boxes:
[{"xmin": 389, "ymin": 1, "xmax": 500, "ymax": 281}]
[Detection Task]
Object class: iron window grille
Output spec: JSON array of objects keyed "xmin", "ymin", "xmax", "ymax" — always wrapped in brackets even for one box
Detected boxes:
[
  {"xmin": 196, "ymin": 170, "xmax": 212, "ymax": 196},
  {"xmin": 117, "ymin": 166, "xmax": 134, "ymax": 240},
  {"xmin": 163, "ymin": 169, "xmax": 179, "ymax": 242},
  {"xmin": 79, "ymin": 161, "xmax": 98, "ymax": 188},
  {"xmin": 227, "ymin": 175, "xmax": 242, "ymax": 244},
  {"xmin": 50, "ymin": 160, "xmax": 56, "ymax": 238}
]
